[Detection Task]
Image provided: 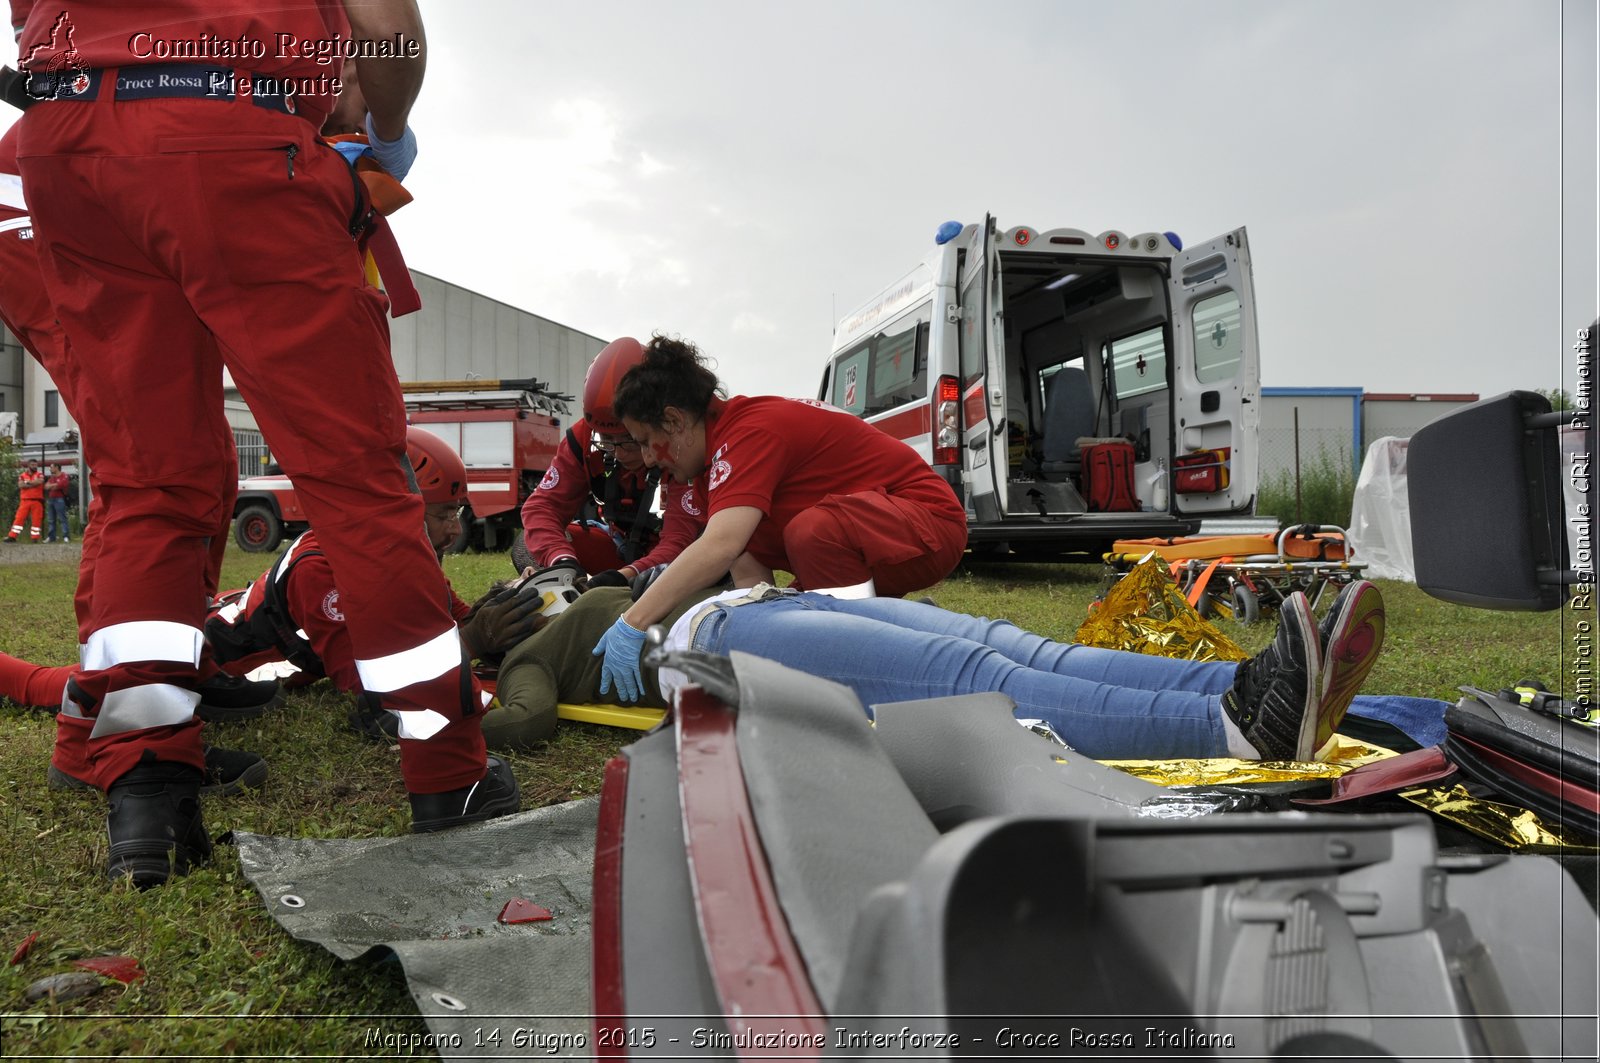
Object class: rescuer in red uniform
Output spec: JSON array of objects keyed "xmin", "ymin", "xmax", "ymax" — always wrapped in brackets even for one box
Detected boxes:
[
  {"xmin": 590, "ymin": 335, "xmax": 969, "ymax": 701},
  {"xmin": 6, "ymin": 457, "xmax": 44, "ymax": 541},
  {"xmin": 516, "ymin": 337, "xmax": 707, "ymax": 585},
  {"xmin": 13, "ymin": 0, "xmax": 514, "ymax": 886}
]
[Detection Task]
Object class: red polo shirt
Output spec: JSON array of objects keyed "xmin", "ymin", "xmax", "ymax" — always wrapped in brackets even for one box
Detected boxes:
[{"xmin": 700, "ymin": 395, "xmax": 964, "ymax": 573}]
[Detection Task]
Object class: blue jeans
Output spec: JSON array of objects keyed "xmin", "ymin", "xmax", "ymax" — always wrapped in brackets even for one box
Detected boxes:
[
  {"xmin": 44, "ymin": 497, "xmax": 69, "ymax": 541},
  {"xmin": 691, "ymin": 593, "xmax": 1236, "ymax": 759}
]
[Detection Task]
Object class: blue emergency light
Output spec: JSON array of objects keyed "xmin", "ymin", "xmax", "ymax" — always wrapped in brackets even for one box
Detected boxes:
[
  {"xmin": 1164, "ymin": 231, "xmax": 1183, "ymax": 251},
  {"xmin": 935, "ymin": 221, "xmax": 963, "ymax": 245}
]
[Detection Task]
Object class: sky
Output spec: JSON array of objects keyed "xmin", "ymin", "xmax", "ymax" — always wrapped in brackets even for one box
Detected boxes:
[{"xmin": 5, "ymin": 1, "xmax": 1596, "ymax": 402}]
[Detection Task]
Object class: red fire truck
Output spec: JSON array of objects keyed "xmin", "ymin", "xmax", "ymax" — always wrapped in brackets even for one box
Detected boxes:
[{"xmin": 231, "ymin": 379, "xmax": 569, "ymax": 553}]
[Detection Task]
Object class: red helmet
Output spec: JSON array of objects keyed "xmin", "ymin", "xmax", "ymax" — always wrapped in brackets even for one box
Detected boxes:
[
  {"xmin": 582, "ymin": 336, "xmax": 646, "ymax": 435},
  {"xmin": 406, "ymin": 427, "xmax": 469, "ymax": 506}
]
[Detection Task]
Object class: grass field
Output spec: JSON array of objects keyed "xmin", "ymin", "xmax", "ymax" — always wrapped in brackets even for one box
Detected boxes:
[{"xmin": 0, "ymin": 543, "xmax": 1584, "ymax": 1057}]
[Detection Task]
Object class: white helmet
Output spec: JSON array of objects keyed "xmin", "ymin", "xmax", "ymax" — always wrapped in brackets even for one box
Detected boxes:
[{"xmin": 515, "ymin": 565, "xmax": 584, "ymax": 618}]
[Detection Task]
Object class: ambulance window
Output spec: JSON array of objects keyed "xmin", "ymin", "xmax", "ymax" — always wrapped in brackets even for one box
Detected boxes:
[
  {"xmin": 1193, "ymin": 291, "xmax": 1242, "ymax": 384},
  {"xmin": 958, "ymin": 268, "xmax": 985, "ymax": 389},
  {"xmin": 864, "ymin": 307, "xmax": 929, "ymax": 416},
  {"xmin": 1108, "ymin": 326, "xmax": 1168, "ymax": 400},
  {"xmin": 832, "ymin": 347, "xmax": 869, "ymax": 416}
]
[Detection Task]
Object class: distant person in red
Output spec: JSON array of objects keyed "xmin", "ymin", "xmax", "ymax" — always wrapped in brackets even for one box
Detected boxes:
[
  {"xmin": 42, "ymin": 461, "xmax": 70, "ymax": 542},
  {"xmin": 6, "ymin": 457, "xmax": 44, "ymax": 542},
  {"xmin": 589, "ymin": 334, "xmax": 969, "ymax": 701},
  {"xmin": 515, "ymin": 336, "xmax": 706, "ymax": 586}
]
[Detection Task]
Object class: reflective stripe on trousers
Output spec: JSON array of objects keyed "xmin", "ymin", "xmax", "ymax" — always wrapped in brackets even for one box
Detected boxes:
[
  {"xmin": 356, "ymin": 626, "xmax": 462, "ymax": 693},
  {"xmin": 65, "ymin": 619, "xmax": 206, "ymax": 738}
]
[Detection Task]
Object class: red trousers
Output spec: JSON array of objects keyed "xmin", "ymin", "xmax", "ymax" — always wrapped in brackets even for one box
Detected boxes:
[
  {"xmin": 18, "ymin": 97, "xmax": 484, "ymax": 792},
  {"xmin": 781, "ymin": 489, "xmax": 967, "ymax": 597},
  {"xmin": 1, "ymin": 170, "xmax": 239, "ymax": 786},
  {"xmin": 9, "ymin": 497, "xmax": 43, "ymax": 539},
  {"xmin": 0, "ymin": 215, "xmax": 237, "ymax": 637}
]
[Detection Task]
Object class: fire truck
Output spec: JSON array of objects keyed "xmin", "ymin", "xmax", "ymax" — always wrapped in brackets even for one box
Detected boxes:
[{"xmin": 231, "ymin": 379, "xmax": 569, "ymax": 553}]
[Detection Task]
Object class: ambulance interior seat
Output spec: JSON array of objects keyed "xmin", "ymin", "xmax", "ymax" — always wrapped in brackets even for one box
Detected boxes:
[{"xmin": 1039, "ymin": 366, "xmax": 1095, "ymax": 481}]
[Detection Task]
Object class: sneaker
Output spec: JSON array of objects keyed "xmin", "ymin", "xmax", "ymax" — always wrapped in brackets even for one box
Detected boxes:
[
  {"xmin": 105, "ymin": 754, "xmax": 213, "ymax": 889},
  {"xmin": 1222, "ymin": 592, "xmax": 1323, "ymax": 761},
  {"xmin": 195, "ymin": 671, "xmax": 282, "ymax": 723},
  {"xmin": 50, "ymin": 745, "xmax": 268, "ymax": 797},
  {"xmin": 1314, "ymin": 580, "xmax": 1386, "ymax": 759},
  {"xmin": 409, "ymin": 756, "xmax": 522, "ymax": 833}
]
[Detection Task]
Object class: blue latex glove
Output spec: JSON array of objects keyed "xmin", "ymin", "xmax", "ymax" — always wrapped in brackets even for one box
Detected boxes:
[
  {"xmin": 364, "ymin": 113, "xmax": 418, "ymax": 181},
  {"xmin": 592, "ymin": 616, "xmax": 647, "ymax": 703},
  {"xmin": 328, "ymin": 139, "xmax": 371, "ymax": 167}
]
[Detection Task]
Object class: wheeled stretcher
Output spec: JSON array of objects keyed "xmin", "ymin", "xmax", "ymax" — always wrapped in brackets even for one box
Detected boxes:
[{"xmin": 1105, "ymin": 523, "xmax": 1368, "ymax": 623}]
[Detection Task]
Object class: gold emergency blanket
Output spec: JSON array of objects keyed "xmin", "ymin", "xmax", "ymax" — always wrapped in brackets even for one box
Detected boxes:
[
  {"xmin": 1398, "ymin": 784, "xmax": 1600, "ymax": 853},
  {"xmin": 1075, "ymin": 555, "xmax": 1247, "ymax": 663},
  {"xmin": 1102, "ymin": 735, "xmax": 1395, "ymax": 787}
]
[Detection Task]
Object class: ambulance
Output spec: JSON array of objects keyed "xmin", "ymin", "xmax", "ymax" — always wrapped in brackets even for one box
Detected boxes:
[{"xmin": 818, "ymin": 216, "xmax": 1261, "ymax": 558}]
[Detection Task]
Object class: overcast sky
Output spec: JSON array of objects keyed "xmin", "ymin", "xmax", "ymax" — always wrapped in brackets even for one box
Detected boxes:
[
  {"xmin": 6, "ymin": 1, "xmax": 1595, "ymax": 402},
  {"xmin": 393, "ymin": 0, "xmax": 1596, "ymax": 401}
]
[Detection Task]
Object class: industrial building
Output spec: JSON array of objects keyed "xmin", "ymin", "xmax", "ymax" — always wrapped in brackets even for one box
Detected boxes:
[
  {"xmin": 1, "ymin": 269, "xmax": 606, "ymax": 474},
  {"xmin": 1258, "ymin": 387, "xmax": 1480, "ymax": 486}
]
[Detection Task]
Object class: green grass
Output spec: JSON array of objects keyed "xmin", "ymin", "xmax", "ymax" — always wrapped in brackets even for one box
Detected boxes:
[{"xmin": 0, "ymin": 544, "xmax": 1586, "ymax": 1056}]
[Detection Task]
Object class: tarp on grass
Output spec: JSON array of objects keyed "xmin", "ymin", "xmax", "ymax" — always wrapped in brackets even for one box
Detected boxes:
[{"xmin": 236, "ymin": 799, "xmax": 598, "ymax": 1060}]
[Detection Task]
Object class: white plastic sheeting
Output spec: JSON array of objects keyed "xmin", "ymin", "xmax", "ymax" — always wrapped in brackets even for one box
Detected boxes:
[{"xmin": 1349, "ymin": 436, "xmax": 1415, "ymax": 581}]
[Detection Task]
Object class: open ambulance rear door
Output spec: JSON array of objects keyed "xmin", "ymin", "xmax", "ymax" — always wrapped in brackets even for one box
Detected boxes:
[
  {"xmin": 1167, "ymin": 226, "xmax": 1261, "ymax": 515},
  {"xmin": 957, "ymin": 215, "xmax": 1005, "ymax": 521}
]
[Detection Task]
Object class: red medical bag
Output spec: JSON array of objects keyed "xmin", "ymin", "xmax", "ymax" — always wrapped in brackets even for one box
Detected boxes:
[
  {"xmin": 1082, "ymin": 440, "xmax": 1138, "ymax": 512},
  {"xmin": 1173, "ymin": 447, "xmax": 1231, "ymax": 494}
]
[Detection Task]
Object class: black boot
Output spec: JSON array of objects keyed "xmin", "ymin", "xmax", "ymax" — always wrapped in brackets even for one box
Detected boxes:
[
  {"xmin": 195, "ymin": 671, "xmax": 282, "ymax": 722},
  {"xmin": 347, "ymin": 698, "xmax": 400, "ymax": 742},
  {"xmin": 409, "ymin": 756, "xmax": 521, "ymax": 833},
  {"xmin": 105, "ymin": 754, "xmax": 212, "ymax": 889},
  {"xmin": 52, "ymin": 744, "xmax": 267, "ymax": 797}
]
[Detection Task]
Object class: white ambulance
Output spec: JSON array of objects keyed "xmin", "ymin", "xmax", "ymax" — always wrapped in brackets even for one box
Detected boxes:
[{"xmin": 818, "ymin": 215, "xmax": 1261, "ymax": 558}]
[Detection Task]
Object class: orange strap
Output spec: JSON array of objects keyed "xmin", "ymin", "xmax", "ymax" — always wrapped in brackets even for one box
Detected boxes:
[{"xmin": 1186, "ymin": 556, "xmax": 1233, "ymax": 609}]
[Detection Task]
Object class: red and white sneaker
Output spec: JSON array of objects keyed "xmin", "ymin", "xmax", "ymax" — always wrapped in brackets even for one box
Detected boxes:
[{"xmin": 1314, "ymin": 580, "xmax": 1386, "ymax": 759}]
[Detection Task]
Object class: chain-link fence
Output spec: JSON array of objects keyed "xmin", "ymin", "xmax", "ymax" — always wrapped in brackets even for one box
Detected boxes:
[
  {"xmin": 1258, "ymin": 426, "xmax": 1357, "ymax": 485},
  {"xmin": 1256, "ymin": 430, "xmax": 1356, "ymax": 528}
]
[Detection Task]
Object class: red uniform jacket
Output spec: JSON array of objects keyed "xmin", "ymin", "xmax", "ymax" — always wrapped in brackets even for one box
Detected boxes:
[
  {"xmin": 699, "ymin": 395, "xmax": 965, "ymax": 574},
  {"xmin": 520, "ymin": 419, "xmax": 705, "ymax": 571}
]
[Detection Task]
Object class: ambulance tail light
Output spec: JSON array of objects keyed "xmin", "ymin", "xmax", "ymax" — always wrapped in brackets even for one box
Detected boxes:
[{"xmin": 934, "ymin": 375, "xmax": 961, "ymax": 466}]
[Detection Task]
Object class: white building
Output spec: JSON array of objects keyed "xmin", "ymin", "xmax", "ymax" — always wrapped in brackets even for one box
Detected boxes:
[{"xmin": 1, "ymin": 269, "xmax": 606, "ymax": 473}]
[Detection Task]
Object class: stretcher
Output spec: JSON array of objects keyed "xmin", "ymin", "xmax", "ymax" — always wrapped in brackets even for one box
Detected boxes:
[{"xmin": 1104, "ymin": 523, "xmax": 1367, "ymax": 623}]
